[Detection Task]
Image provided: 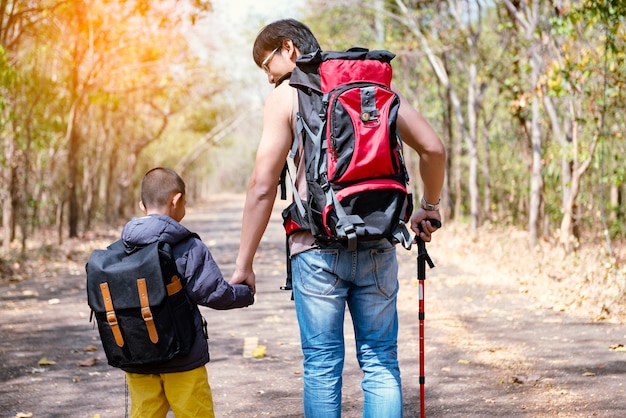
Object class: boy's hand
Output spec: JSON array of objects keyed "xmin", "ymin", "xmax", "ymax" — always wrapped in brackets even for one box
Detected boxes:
[{"xmin": 231, "ymin": 269, "xmax": 256, "ymax": 294}]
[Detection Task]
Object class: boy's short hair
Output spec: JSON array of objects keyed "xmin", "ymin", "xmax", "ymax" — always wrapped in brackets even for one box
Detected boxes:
[
  {"xmin": 140, "ymin": 167, "xmax": 185, "ymax": 208},
  {"xmin": 252, "ymin": 18, "xmax": 321, "ymax": 68}
]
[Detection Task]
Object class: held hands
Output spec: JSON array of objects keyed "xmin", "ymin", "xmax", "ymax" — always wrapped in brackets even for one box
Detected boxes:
[
  {"xmin": 230, "ymin": 268, "xmax": 257, "ymax": 295},
  {"xmin": 410, "ymin": 207, "xmax": 442, "ymax": 243}
]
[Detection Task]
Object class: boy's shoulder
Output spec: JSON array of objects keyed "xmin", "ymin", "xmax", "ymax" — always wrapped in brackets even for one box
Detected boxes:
[
  {"xmin": 177, "ymin": 230, "xmax": 202, "ymax": 245},
  {"xmin": 171, "ymin": 231, "xmax": 209, "ymax": 262},
  {"xmin": 123, "ymin": 215, "xmax": 198, "ymax": 246}
]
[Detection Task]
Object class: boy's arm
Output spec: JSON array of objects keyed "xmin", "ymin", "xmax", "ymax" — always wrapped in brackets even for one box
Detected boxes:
[
  {"xmin": 393, "ymin": 87, "xmax": 447, "ymax": 242},
  {"xmin": 184, "ymin": 241, "xmax": 254, "ymax": 310},
  {"xmin": 230, "ymin": 82, "xmax": 295, "ymax": 290}
]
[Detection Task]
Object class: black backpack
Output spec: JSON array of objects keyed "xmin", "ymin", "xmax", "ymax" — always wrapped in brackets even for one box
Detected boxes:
[
  {"xmin": 86, "ymin": 236, "xmax": 198, "ymax": 368},
  {"xmin": 282, "ymin": 47, "xmax": 413, "ymax": 251}
]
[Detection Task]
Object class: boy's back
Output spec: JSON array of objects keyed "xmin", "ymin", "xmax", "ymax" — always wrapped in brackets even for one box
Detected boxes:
[
  {"xmin": 88, "ymin": 167, "xmax": 254, "ymax": 418},
  {"xmin": 86, "ymin": 233, "xmax": 198, "ymax": 368},
  {"xmin": 118, "ymin": 213, "xmax": 254, "ymax": 374}
]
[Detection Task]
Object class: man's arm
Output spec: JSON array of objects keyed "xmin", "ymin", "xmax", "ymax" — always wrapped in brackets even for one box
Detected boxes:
[
  {"xmin": 394, "ymin": 88, "xmax": 447, "ymax": 242},
  {"xmin": 230, "ymin": 83, "xmax": 295, "ymax": 290}
]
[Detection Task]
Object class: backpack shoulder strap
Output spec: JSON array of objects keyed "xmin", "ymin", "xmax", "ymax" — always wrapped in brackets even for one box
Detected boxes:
[
  {"xmin": 289, "ymin": 49, "xmax": 322, "ymax": 93},
  {"xmin": 106, "ymin": 239, "xmax": 125, "ymax": 252}
]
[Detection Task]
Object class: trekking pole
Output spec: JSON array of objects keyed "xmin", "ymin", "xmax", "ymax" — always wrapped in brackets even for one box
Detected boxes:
[
  {"xmin": 416, "ymin": 218, "xmax": 441, "ymax": 418},
  {"xmin": 280, "ymin": 235, "xmax": 294, "ymax": 300}
]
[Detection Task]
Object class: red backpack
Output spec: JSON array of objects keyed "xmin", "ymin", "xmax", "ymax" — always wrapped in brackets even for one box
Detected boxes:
[{"xmin": 282, "ymin": 48, "xmax": 413, "ymax": 251}]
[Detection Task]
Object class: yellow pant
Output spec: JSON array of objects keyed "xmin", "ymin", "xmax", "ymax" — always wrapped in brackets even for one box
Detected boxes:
[{"xmin": 125, "ymin": 366, "xmax": 215, "ymax": 418}]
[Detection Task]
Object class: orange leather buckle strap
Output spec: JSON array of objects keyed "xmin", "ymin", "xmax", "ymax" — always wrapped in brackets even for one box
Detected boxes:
[
  {"xmin": 136, "ymin": 278, "xmax": 159, "ymax": 344},
  {"xmin": 166, "ymin": 275, "xmax": 183, "ymax": 296},
  {"xmin": 100, "ymin": 283, "xmax": 124, "ymax": 347}
]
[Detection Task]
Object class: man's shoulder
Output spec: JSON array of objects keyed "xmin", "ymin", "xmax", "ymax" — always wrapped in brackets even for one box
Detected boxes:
[
  {"xmin": 269, "ymin": 79, "xmax": 296, "ymax": 99},
  {"xmin": 264, "ymin": 81, "xmax": 296, "ymax": 118}
]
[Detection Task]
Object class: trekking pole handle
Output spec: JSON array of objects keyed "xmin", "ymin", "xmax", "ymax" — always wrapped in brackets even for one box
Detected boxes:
[
  {"xmin": 416, "ymin": 218, "xmax": 442, "ymax": 234},
  {"xmin": 416, "ymin": 218, "xmax": 440, "ymax": 270}
]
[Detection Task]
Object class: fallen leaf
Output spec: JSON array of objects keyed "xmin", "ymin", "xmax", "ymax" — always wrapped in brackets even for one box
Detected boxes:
[
  {"xmin": 458, "ymin": 359, "xmax": 471, "ymax": 364},
  {"xmin": 242, "ymin": 336, "xmax": 259, "ymax": 358},
  {"xmin": 37, "ymin": 357, "xmax": 56, "ymax": 366},
  {"xmin": 609, "ymin": 344, "xmax": 626, "ymax": 352},
  {"xmin": 252, "ymin": 345, "xmax": 267, "ymax": 358},
  {"xmin": 47, "ymin": 298, "xmax": 60, "ymax": 305},
  {"xmin": 583, "ymin": 372, "xmax": 596, "ymax": 377},
  {"xmin": 78, "ymin": 357, "xmax": 98, "ymax": 367},
  {"xmin": 512, "ymin": 375, "xmax": 541, "ymax": 384},
  {"xmin": 83, "ymin": 345, "xmax": 98, "ymax": 352},
  {"xmin": 15, "ymin": 413, "xmax": 33, "ymax": 418}
]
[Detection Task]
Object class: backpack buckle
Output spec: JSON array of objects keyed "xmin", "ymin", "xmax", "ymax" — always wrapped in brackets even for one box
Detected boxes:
[
  {"xmin": 360, "ymin": 87, "xmax": 380, "ymax": 125},
  {"xmin": 343, "ymin": 224, "xmax": 358, "ymax": 251}
]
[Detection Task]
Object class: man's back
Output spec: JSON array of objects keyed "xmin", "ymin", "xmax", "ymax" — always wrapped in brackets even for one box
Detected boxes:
[{"xmin": 285, "ymin": 48, "xmax": 412, "ymax": 251}]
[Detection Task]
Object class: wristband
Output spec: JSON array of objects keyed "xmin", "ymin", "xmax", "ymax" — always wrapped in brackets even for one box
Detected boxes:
[{"xmin": 420, "ymin": 196, "xmax": 440, "ymax": 211}]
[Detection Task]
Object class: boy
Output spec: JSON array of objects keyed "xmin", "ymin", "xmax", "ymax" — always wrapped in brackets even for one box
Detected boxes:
[{"xmin": 122, "ymin": 167, "xmax": 254, "ymax": 418}]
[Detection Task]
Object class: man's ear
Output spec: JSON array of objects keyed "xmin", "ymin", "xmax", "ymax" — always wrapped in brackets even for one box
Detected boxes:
[
  {"xmin": 282, "ymin": 39, "xmax": 298, "ymax": 61},
  {"xmin": 139, "ymin": 201, "xmax": 147, "ymax": 214}
]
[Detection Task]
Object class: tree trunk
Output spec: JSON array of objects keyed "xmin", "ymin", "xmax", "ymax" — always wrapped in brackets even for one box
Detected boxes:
[
  {"xmin": 82, "ymin": 152, "xmax": 95, "ymax": 232},
  {"xmin": 1, "ymin": 131, "xmax": 15, "ymax": 255},
  {"xmin": 481, "ymin": 121, "xmax": 492, "ymax": 221},
  {"xmin": 68, "ymin": 126, "xmax": 80, "ymax": 238},
  {"xmin": 444, "ymin": 85, "xmax": 456, "ymax": 222},
  {"xmin": 467, "ymin": 62, "xmax": 480, "ymax": 230},
  {"xmin": 395, "ymin": 0, "xmax": 471, "ymax": 229},
  {"xmin": 528, "ymin": 79, "xmax": 542, "ymax": 247},
  {"xmin": 504, "ymin": 0, "xmax": 544, "ymax": 247},
  {"xmin": 373, "ymin": 0, "xmax": 385, "ymax": 46},
  {"xmin": 396, "ymin": 53, "xmax": 423, "ymax": 207},
  {"xmin": 559, "ymin": 114, "xmax": 579, "ymax": 252},
  {"xmin": 559, "ymin": 103, "xmax": 600, "ymax": 252},
  {"xmin": 442, "ymin": 55, "xmax": 461, "ymax": 221}
]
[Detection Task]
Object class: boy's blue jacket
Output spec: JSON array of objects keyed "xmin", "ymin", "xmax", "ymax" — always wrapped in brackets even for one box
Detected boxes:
[{"xmin": 119, "ymin": 214, "xmax": 254, "ymax": 374}]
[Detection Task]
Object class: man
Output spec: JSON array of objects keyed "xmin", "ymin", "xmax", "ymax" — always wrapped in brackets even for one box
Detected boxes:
[{"xmin": 230, "ymin": 19, "xmax": 446, "ymax": 418}]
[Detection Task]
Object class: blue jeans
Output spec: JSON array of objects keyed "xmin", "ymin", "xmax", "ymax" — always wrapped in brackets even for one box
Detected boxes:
[{"xmin": 291, "ymin": 239, "xmax": 402, "ymax": 418}]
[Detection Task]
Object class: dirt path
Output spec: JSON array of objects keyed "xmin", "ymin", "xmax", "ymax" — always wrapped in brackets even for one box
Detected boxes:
[{"xmin": 1, "ymin": 194, "xmax": 624, "ymax": 417}]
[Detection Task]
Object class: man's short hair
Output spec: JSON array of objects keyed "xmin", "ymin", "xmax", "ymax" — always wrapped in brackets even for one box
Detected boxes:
[
  {"xmin": 140, "ymin": 167, "xmax": 185, "ymax": 208},
  {"xmin": 252, "ymin": 18, "xmax": 321, "ymax": 68}
]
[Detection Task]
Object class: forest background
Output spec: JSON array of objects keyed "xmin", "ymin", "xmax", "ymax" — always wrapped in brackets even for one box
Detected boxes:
[{"xmin": 0, "ymin": 0, "xmax": 624, "ymax": 320}]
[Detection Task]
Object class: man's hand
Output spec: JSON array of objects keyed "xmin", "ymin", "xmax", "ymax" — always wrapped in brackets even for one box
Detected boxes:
[
  {"xmin": 410, "ymin": 208, "xmax": 441, "ymax": 243},
  {"xmin": 230, "ymin": 268, "xmax": 256, "ymax": 294}
]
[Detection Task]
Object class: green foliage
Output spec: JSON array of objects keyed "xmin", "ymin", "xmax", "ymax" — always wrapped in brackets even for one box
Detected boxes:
[
  {"xmin": 2, "ymin": 0, "xmax": 626, "ymax": 245},
  {"xmin": 0, "ymin": 0, "xmax": 220, "ymax": 238},
  {"xmin": 297, "ymin": 0, "xmax": 626, "ymax": 242},
  {"xmin": 0, "ymin": 46, "xmax": 17, "ymax": 114}
]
